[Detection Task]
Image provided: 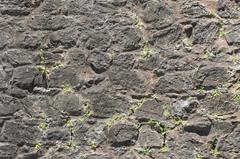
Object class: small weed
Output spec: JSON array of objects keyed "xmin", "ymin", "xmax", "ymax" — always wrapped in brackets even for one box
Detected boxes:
[
  {"xmin": 209, "ymin": 11, "xmax": 217, "ymax": 17},
  {"xmin": 202, "ymin": 49, "xmax": 210, "ymax": 59},
  {"xmin": 133, "ymin": 13, "xmax": 144, "ymax": 29},
  {"xmin": 34, "ymin": 142, "xmax": 42, "ymax": 150},
  {"xmin": 147, "ymin": 119, "xmax": 168, "ymax": 135},
  {"xmin": 79, "ymin": 154, "xmax": 88, "ymax": 159},
  {"xmin": 187, "ymin": 96, "xmax": 193, "ymax": 101},
  {"xmin": 211, "ymin": 88, "xmax": 222, "ymax": 97},
  {"xmin": 63, "ymin": 84, "xmax": 74, "ymax": 93},
  {"xmin": 197, "ymin": 86, "xmax": 206, "ymax": 94},
  {"xmin": 39, "ymin": 122, "xmax": 48, "ymax": 130},
  {"xmin": 216, "ymin": 20, "xmax": 224, "ymax": 29},
  {"xmin": 37, "ymin": 65, "xmax": 49, "ymax": 74},
  {"xmin": 38, "ymin": 49, "xmax": 49, "ymax": 74},
  {"xmin": 129, "ymin": 98, "xmax": 146, "ymax": 114},
  {"xmin": 39, "ymin": 49, "xmax": 45, "ymax": 64},
  {"xmin": 234, "ymin": 94, "xmax": 240, "ymax": 103},
  {"xmin": 173, "ymin": 116, "xmax": 185, "ymax": 126},
  {"xmin": 216, "ymin": 20, "xmax": 225, "ymax": 38},
  {"xmin": 52, "ymin": 63, "xmax": 62, "ymax": 70},
  {"xmin": 140, "ymin": 146, "xmax": 152, "ymax": 156},
  {"xmin": 68, "ymin": 140, "xmax": 76, "ymax": 149},
  {"xmin": 219, "ymin": 31, "xmax": 225, "ymax": 38},
  {"xmin": 141, "ymin": 40, "xmax": 153, "ymax": 58},
  {"xmin": 160, "ymin": 146, "xmax": 170, "ymax": 153},
  {"xmin": 195, "ymin": 153, "xmax": 203, "ymax": 159},
  {"xmin": 66, "ymin": 119, "xmax": 74, "ymax": 133},
  {"xmin": 163, "ymin": 109, "xmax": 171, "ymax": 118},
  {"xmin": 90, "ymin": 141, "xmax": 97, "ymax": 151},
  {"xmin": 211, "ymin": 112, "xmax": 224, "ymax": 121},
  {"xmin": 212, "ymin": 146, "xmax": 220, "ymax": 157},
  {"xmin": 134, "ymin": 123, "xmax": 143, "ymax": 129},
  {"xmin": 105, "ymin": 114, "xmax": 126, "ymax": 127},
  {"xmin": 232, "ymin": 54, "xmax": 240, "ymax": 63},
  {"xmin": 211, "ymin": 139, "xmax": 220, "ymax": 157},
  {"xmin": 79, "ymin": 110, "xmax": 92, "ymax": 123}
]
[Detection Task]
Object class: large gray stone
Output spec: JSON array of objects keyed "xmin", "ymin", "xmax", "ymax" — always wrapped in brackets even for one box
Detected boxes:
[
  {"xmin": 138, "ymin": 125, "xmax": 163, "ymax": 147},
  {"xmin": 193, "ymin": 66, "xmax": 230, "ymax": 88},
  {"xmin": 2, "ymin": 49, "xmax": 33, "ymax": 67},
  {"xmin": 107, "ymin": 122, "xmax": 138, "ymax": 147},
  {"xmin": 0, "ymin": 143, "xmax": 18, "ymax": 159},
  {"xmin": 181, "ymin": 0, "xmax": 211, "ymax": 18},
  {"xmin": 29, "ymin": 14, "xmax": 71, "ymax": 31},
  {"xmin": 89, "ymin": 93, "xmax": 130, "ymax": 118},
  {"xmin": 134, "ymin": 99, "xmax": 164, "ymax": 121},
  {"xmin": 184, "ymin": 114, "xmax": 212, "ymax": 136},
  {"xmin": 1, "ymin": 120, "xmax": 41, "ymax": 145},
  {"xmin": 0, "ymin": 94, "xmax": 22, "ymax": 116},
  {"xmin": 225, "ymin": 25, "xmax": 240, "ymax": 46},
  {"xmin": 87, "ymin": 50, "xmax": 111, "ymax": 74},
  {"xmin": 11, "ymin": 66, "xmax": 42, "ymax": 91},
  {"xmin": 192, "ymin": 21, "xmax": 219, "ymax": 44},
  {"xmin": 47, "ymin": 28, "xmax": 79, "ymax": 49},
  {"xmin": 218, "ymin": 124, "xmax": 240, "ymax": 158},
  {"xmin": 154, "ymin": 73, "xmax": 193, "ymax": 94},
  {"xmin": 53, "ymin": 94, "xmax": 83, "ymax": 116}
]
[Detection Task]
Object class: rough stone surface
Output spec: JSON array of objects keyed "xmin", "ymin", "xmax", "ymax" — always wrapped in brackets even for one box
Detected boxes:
[
  {"xmin": 0, "ymin": 143, "xmax": 18, "ymax": 159},
  {"xmin": 0, "ymin": 0, "xmax": 239, "ymax": 158},
  {"xmin": 107, "ymin": 122, "xmax": 138, "ymax": 147},
  {"xmin": 137, "ymin": 125, "xmax": 163, "ymax": 147}
]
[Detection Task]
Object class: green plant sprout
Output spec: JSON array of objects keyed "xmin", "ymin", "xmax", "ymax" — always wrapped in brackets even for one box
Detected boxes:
[
  {"xmin": 90, "ymin": 141, "xmax": 97, "ymax": 150},
  {"xmin": 211, "ymin": 112, "xmax": 224, "ymax": 121},
  {"xmin": 105, "ymin": 114, "xmax": 126, "ymax": 127},
  {"xmin": 52, "ymin": 63, "xmax": 63, "ymax": 70},
  {"xmin": 140, "ymin": 146, "xmax": 152, "ymax": 156},
  {"xmin": 147, "ymin": 119, "xmax": 168, "ymax": 135},
  {"xmin": 211, "ymin": 88, "xmax": 222, "ymax": 97},
  {"xmin": 197, "ymin": 86, "xmax": 206, "ymax": 94},
  {"xmin": 173, "ymin": 116, "xmax": 185, "ymax": 126},
  {"xmin": 195, "ymin": 153, "xmax": 203, "ymax": 159},
  {"xmin": 35, "ymin": 142, "xmax": 42, "ymax": 150},
  {"xmin": 163, "ymin": 109, "xmax": 171, "ymax": 118},
  {"xmin": 160, "ymin": 145, "xmax": 170, "ymax": 153},
  {"xmin": 39, "ymin": 49, "xmax": 45, "ymax": 64},
  {"xmin": 209, "ymin": 11, "xmax": 217, "ymax": 18},
  {"xmin": 187, "ymin": 96, "xmax": 193, "ymax": 101},
  {"xmin": 232, "ymin": 54, "xmax": 240, "ymax": 63},
  {"xmin": 79, "ymin": 153, "xmax": 88, "ymax": 159},
  {"xmin": 134, "ymin": 123, "xmax": 143, "ymax": 129},
  {"xmin": 133, "ymin": 13, "xmax": 144, "ymax": 29},
  {"xmin": 211, "ymin": 139, "xmax": 220, "ymax": 157},
  {"xmin": 234, "ymin": 94, "xmax": 240, "ymax": 103},
  {"xmin": 219, "ymin": 31, "xmax": 225, "ymax": 38},
  {"xmin": 79, "ymin": 110, "xmax": 92, "ymax": 123},
  {"xmin": 217, "ymin": 20, "xmax": 225, "ymax": 38},
  {"xmin": 129, "ymin": 98, "xmax": 146, "ymax": 114},
  {"xmin": 216, "ymin": 20, "xmax": 224, "ymax": 29},
  {"xmin": 68, "ymin": 140, "xmax": 76, "ymax": 149},
  {"xmin": 141, "ymin": 40, "xmax": 153, "ymax": 58},
  {"xmin": 63, "ymin": 84, "xmax": 74, "ymax": 93},
  {"xmin": 66, "ymin": 119, "xmax": 74, "ymax": 133},
  {"xmin": 39, "ymin": 122, "xmax": 49, "ymax": 130}
]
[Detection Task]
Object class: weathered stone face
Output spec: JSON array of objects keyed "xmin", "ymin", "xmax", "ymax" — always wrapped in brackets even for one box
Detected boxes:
[
  {"xmin": 106, "ymin": 122, "xmax": 138, "ymax": 147},
  {"xmin": 0, "ymin": 120, "xmax": 41, "ymax": 146},
  {"xmin": 0, "ymin": 94, "xmax": 22, "ymax": 116},
  {"xmin": 0, "ymin": 0, "xmax": 240, "ymax": 158}
]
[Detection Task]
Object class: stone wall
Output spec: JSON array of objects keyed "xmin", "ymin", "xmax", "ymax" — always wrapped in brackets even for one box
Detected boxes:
[{"xmin": 0, "ymin": 0, "xmax": 240, "ymax": 158}]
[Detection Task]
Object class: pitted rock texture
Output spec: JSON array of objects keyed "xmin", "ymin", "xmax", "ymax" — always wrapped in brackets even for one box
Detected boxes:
[{"xmin": 0, "ymin": 0, "xmax": 240, "ymax": 159}]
